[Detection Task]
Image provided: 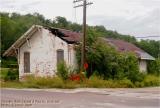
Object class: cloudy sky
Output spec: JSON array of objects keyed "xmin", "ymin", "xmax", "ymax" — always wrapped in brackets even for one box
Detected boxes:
[{"xmin": 0, "ymin": 0, "xmax": 160, "ymax": 40}]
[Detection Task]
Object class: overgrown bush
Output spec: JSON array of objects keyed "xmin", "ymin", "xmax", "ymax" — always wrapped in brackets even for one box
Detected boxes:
[
  {"xmin": 1, "ymin": 58, "xmax": 17, "ymax": 68},
  {"xmin": 127, "ymin": 71, "xmax": 145, "ymax": 83},
  {"xmin": 0, "ymin": 68, "xmax": 9, "ymax": 80},
  {"xmin": 148, "ymin": 58, "xmax": 160, "ymax": 76},
  {"xmin": 76, "ymin": 37, "xmax": 140, "ymax": 81},
  {"xmin": 2, "ymin": 68, "xmax": 19, "ymax": 81},
  {"xmin": 57, "ymin": 61, "xmax": 69, "ymax": 81}
]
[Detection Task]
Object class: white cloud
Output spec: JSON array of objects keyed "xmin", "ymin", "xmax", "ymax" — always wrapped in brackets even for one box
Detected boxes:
[
  {"xmin": 0, "ymin": 0, "xmax": 160, "ymax": 40},
  {"xmin": 88, "ymin": 9, "xmax": 160, "ymax": 37}
]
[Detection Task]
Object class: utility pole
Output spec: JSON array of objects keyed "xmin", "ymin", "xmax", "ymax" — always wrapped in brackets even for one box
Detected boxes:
[{"xmin": 73, "ymin": 0, "xmax": 93, "ymax": 71}]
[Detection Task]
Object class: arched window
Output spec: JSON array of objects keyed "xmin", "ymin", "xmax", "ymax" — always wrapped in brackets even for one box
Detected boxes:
[{"xmin": 57, "ymin": 49, "xmax": 64, "ymax": 64}]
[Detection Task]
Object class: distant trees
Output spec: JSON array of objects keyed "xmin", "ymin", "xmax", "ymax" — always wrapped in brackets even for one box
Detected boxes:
[
  {"xmin": 1, "ymin": 12, "xmax": 47, "ymax": 54},
  {"xmin": 0, "ymin": 12, "xmax": 83, "ymax": 56},
  {"xmin": 1, "ymin": 12, "xmax": 158, "ymax": 56},
  {"xmin": 136, "ymin": 40, "xmax": 160, "ymax": 58},
  {"xmin": 55, "ymin": 16, "xmax": 68, "ymax": 28}
]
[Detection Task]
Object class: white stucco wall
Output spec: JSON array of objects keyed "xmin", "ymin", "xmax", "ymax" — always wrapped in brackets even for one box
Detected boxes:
[
  {"xmin": 139, "ymin": 60, "xmax": 147, "ymax": 72},
  {"xmin": 18, "ymin": 27, "xmax": 77, "ymax": 78},
  {"xmin": 68, "ymin": 44, "xmax": 78, "ymax": 68}
]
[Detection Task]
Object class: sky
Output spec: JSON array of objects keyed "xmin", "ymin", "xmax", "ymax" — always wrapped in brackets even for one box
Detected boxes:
[{"xmin": 0, "ymin": 0, "xmax": 160, "ymax": 40}]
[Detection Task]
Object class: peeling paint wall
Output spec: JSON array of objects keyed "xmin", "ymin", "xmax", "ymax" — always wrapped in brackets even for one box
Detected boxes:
[
  {"xmin": 68, "ymin": 44, "xmax": 78, "ymax": 69},
  {"xmin": 139, "ymin": 60, "xmax": 147, "ymax": 73},
  {"xmin": 19, "ymin": 27, "xmax": 77, "ymax": 78}
]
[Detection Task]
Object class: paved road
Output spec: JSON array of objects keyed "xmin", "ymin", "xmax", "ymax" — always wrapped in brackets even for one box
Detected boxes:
[{"xmin": 0, "ymin": 88, "xmax": 160, "ymax": 108}]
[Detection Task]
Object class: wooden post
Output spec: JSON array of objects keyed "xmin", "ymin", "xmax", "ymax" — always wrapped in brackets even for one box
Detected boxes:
[{"xmin": 73, "ymin": 0, "xmax": 93, "ymax": 72}]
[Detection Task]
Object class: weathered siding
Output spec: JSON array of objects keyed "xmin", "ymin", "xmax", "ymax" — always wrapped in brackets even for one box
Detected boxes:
[
  {"xmin": 19, "ymin": 27, "xmax": 77, "ymax": 78},
  {"xmin": 68, "ymin": 44, "xmax": 77, "ymax": 68},
  {"xmin": 139, "ymin": 60, "xmax": 147, "ymax": 72}
]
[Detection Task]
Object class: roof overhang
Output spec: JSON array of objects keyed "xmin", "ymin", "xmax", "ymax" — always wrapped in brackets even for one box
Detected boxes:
[
  {"xmin": 136, "ymin": 51, "xmax": 155, "ymax": 60},
  {"xmin": 3, "ymin": 25, "xmax": 40, "ymax": 57}
]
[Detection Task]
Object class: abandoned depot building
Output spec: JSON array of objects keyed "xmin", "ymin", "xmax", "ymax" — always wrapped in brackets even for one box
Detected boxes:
[{"xmin": 3, "ymin": 25, "xmax": 155, "ymax": 78}]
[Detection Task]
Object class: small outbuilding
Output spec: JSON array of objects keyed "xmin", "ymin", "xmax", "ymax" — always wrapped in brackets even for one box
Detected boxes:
[{"xmin": 103, "ymin": 38, "xmax": 155, "ymax": 72}]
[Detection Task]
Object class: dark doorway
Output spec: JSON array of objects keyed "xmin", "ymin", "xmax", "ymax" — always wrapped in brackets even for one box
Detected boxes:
[
  {"xmin": 24, "ymin": 52, "xmax": 30, "ymax": 73},
  {"xmin": 57, "ymin": 49, "xmax": 64, "ymax": 65}
]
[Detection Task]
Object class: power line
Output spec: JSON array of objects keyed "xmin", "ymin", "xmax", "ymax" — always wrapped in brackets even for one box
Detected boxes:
[
  {"xmin": 73, "ymin": 2, "xmax": 78, "ymax": 23},
  {"xmin": 73, "ymin": 0, "xmax": 93, "ymax": 71},
  {"xmin": 136, "ymin": 36, "xmax": 160, "ymax": 38}
]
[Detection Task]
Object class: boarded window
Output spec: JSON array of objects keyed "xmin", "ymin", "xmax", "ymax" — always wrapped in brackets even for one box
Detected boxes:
[
  {"xmin": 24, "ymin": 52, "xmax": 30, "ymax": 73},
  {"xmin": 57, "ymin": 49, "xmax": 64, "ymax": 64}
]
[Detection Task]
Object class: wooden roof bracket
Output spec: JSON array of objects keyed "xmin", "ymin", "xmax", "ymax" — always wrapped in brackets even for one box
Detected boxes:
[
  {"xmin": 12, "ymin": 45, "xmax": 18, "ymax": 55},
  {"xmin": 26, "ymin": 38, "xmax": 31, "ymax": 48}
]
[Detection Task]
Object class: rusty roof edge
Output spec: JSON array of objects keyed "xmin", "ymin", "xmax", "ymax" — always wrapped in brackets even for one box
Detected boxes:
[
  {"xmin": 45, "ymin": 25, "xmax": 82, "ymax": 35},
  {"xmin": 44, "ymin": 26, "xmax": 81, "ymax": 44},
  {"xmin": 45, "ymin": 26, "xmax": 81, "ymax": 33}
]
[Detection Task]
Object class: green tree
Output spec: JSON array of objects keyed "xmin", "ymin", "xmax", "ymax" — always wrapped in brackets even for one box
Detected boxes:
[
  {"xmin": 55, "ymin": 16, "xmax": 68, "ymax": 28},
  {"xmin": 148, "ymin": 58, "xmax": 160, "ymax": 75},
  {"xmin": 136, "ymin": 40, "xmax": 160, "ymax": 58}
]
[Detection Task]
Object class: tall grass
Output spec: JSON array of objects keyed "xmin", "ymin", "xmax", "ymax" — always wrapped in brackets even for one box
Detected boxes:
[
  {"xmin": 1, "ymin": 74, "xmax": 160, "ymax": 89},
  {"xmin": 86, "ymin": 76, "xmax": 134, "ymax": 88},
  {"xmin": 143, "ymin": 75, "xmax": 160, "ymax": 87}
]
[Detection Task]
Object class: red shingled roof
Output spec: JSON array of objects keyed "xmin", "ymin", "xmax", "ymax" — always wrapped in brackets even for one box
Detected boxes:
[
  {"xmin": 103, "ymin": 38, "xmax": 155, "ymax": 60},
  {"xmin": 59, "ymin": 29, "xmax": 81, "ymax": 43},
  {"xmin": 106, "ymin": 38, "xmax": 144, "ymax": 52}
]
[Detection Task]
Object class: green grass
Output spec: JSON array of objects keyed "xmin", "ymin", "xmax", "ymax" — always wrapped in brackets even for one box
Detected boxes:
[
  {"xmin": 1, "ymin": 68, "xmax": 159, "ymax": 88},
  {"xmin": 1, "ymin": 81, "xmax": 24, "ymax": 88},
  {"xmin": 86, "ymin": 77, "xmax": 135, "ymax": 88},
  {"xmin": 1, "ymin": 74, "xmax": 160, "ymax": 89}
]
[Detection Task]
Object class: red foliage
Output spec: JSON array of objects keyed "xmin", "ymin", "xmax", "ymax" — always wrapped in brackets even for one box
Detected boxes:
[
  {"xmin": 69, "ymin": 74, "xmax": 81, "ymax": 81},
  {"xmin": 84, "ymin": 63, "xmax": 88, "ymax": 70}
]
